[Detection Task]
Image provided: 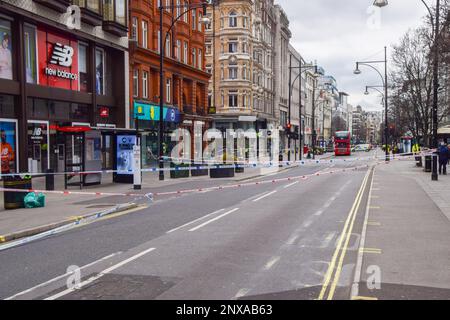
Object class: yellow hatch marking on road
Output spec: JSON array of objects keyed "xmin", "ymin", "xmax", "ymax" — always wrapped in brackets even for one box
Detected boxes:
[
  {"xmin": 351, "ymin": 296, "xmax": 378, "ymax": 300},
  {"xmin": 370, "ymin": 195, "xmax": 380, "ymax": 199},
  {"xmin": 371, "ymin": 188, "xmax": 381, "ymax": 191},
  {"xmin": 317, "ymin": 168, "xmax": 371, "ymax": 300},
  {"xmin": 369, "ymin": 206, "xmax": 381, "ymax": 209},
  {"xmin": 359, "ymin": 248, "xmax": 382, "ymax": 254},
  {"xmin": 367, "ymin": 221, "xmax": 381, "ymax": 226}
]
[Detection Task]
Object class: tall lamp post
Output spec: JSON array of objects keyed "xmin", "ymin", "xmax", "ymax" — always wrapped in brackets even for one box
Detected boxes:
[
  {"xmin": 354, "ymin": 46, "xmax": 389, "ymax": 161},
  {"xmin": 287, "ymin": 62, "xmax": 318, "ymax": 161},
  {"xmin": 373, "ymin": 0, "xmax": 441, "ymax": 177},
  {"xmin": 158, "ymin": 1, "xmax": 210, "ymax": 180}
]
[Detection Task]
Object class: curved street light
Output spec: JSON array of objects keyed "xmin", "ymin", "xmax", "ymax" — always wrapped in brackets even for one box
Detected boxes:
[
  {"xmin": 354, "ymin": 47, "xmax": 389, "ymax": 161},
  {"xmin": 372, "ymin": 0, "xmax": 440, "ymax": 180}
]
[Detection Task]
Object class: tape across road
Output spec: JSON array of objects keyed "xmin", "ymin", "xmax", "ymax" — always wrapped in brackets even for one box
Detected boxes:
[{"xmin": 0, "ymin": 151, "xmax": 432, "ymax": 178}]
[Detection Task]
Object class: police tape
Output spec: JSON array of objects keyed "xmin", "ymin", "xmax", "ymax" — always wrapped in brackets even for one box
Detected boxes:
[
  {"xmin": 0, "ymin": 150, "xmax": 431, "ymax": 178},
  {"xmin": 0, "ymin": 162, "xmax": 380, "ymax": 200}
]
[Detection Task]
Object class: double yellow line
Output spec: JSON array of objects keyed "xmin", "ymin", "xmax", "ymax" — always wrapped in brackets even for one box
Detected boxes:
[{"xmin": 317, "ymin": 167, "xmax": 373, "ymax": 300}]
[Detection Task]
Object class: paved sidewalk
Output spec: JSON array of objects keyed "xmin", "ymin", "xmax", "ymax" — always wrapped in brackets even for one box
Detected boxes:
[
  {"xmin": 355, "ymin": 159, "xmax": 450, "ymax": 300},
  {"xmin": 0, "ymin": 164, "xmax": 294, "ymax": 243}
]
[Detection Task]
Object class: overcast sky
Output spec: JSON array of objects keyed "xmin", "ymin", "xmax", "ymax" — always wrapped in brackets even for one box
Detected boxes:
[{"xmin": 275, "ymin": 0, "xmax": 430, "ymax": 112}]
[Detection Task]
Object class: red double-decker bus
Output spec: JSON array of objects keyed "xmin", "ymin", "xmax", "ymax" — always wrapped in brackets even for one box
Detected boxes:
[{"xmin": 334, "ymin": 131, "xmax": 351, "ymax": 156}]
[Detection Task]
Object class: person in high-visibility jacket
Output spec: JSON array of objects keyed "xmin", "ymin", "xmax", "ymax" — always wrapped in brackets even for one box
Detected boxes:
[{"xmin": 412, "ymin": 143, "xmax": 420, "ymax": 154}]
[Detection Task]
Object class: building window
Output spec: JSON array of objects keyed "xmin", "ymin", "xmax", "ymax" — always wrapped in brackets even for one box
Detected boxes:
[
  {"xmin": 142, "ymin": 71, "xmax": 148, "ymax": 99},
  {"xmin": 198, "ymin": 49, "xmax": 202, "ymax": 69},
  {"xmin": 95, "ymin": 48, "xmax": 105, "ymax": 95},
  {"xmin": 229, "ymin": 64, "xmax": 237, "ymax": 79},
  {"xmin": 157, "ymin": 30, "xmax": 161, "ymax": 53},
  {"xmin": 183, "ymin": 41, "xmax": 188, "ymax": 63},
  {"xmin": 228, "ymin": 91, "xmax": 238, "ymax": 108},
  {"xmin": 228, "ymin": 39, "xmax": 237, "ymax": 53},
  {"xmin": 133, "ymin": 69, "xmax": 139, "ymax": 97},
  {"xmin": 206, "ymin": 64, "xmax": 212, "ymax": 74},
  {"xmin": 78, "ymin": 42, "xmax": 88, "ymax": 92},
  {"xmin": 229, "ymin": 11, "xmax": 237, "ymax": 27},
  {"xmin": 198, "ymin": 13, "xmax": 202, "ymax": 31},
  {"xmin": 183, "ymin": 1, "xmax": 188, "ymax": 22},
  {"xmin": 24, "ymin": 24, "xmax": 37, "ymax": 84},
  {"xmin": 191, "ymin": 47, "xmax": 196, "ymax": 67},
  {"xmin": 176, "ymin": 0, "xmax": 181, "ymax": 18},
  {"xmin": 165, "ymin": 0, "xmax": 170, "ymax": 12},
  {"xmin": 131, "ymin": 17, "xmax": 138, "ymax": 41},
  {"xmin": 0, "ymin": 18, "xmax": 12, "ymax": 80},
  {"xmin": 142, "ymin": 20, "xmax": 148, "ymax": 48},
  {"xmin": 176, "ymin": 39, "xmax": 181, "ymax": 61},
  {"xmin": 192, "ymin": 9, "xmax": 196, "ymax": 30},
  {"xmin": 166, "ymin": 78, "xmax": 171, "ymax": 103},
  {"xmin": 165, "ymin": 34, "xmax": 171, "ymax": 57},
  {"xmin": 103, "ymin": 0, "xmax": 127, "ymax": 26}
]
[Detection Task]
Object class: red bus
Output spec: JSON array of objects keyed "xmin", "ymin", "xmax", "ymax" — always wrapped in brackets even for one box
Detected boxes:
[{"xmin": 334, "ymin": 131, "xmax": 351, "ymax": 156}]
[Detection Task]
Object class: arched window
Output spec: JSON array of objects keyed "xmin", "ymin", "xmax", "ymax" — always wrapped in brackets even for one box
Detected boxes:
[{"xmin": 229, "ymin": 11, "xmax": 237, "ymax": 27}]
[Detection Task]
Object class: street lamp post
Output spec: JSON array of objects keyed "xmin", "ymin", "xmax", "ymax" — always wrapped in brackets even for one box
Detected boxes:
[
  {"xmin": 354, "ymin": 46, "xmax": 389, "ymax": 162},
  {"xmin": 373, "ymin": 0, "xmax": 441, "ymax": 179},
  {"xmin": 287, "ymin": 63, "xmax": 318, "ymax": 161},
  {"xmin": 158, "ymin": 1, "xmax": 210, "ymax": 181}
]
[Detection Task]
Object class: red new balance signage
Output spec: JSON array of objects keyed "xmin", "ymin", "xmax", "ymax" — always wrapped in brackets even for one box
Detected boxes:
[{"xmin": 38, "ymin": 28, "xmax": 78, "ymax": 90}]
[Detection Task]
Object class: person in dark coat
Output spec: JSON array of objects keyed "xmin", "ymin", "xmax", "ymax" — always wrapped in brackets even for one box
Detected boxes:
[{"xmin": 438, "ymin": 142, "xmax": 450, "ymax": 175}]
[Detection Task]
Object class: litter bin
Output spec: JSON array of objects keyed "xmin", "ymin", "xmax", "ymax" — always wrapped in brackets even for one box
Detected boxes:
[
  {"xmin": 46, "ymin": 169, "xmax": 55, "ymax": 191},
  {"xmin": 415, "ymin": 156, "xmax": 422, "ymax": 167},
  {"xmin": 279, "ymin": 154, "xmax": 283, "ymax": 167},
  {"xmin": 424, "ymin": 155, "xmax": 432, "ymax": 172},
  {"xmin": 3, "ymin": 175, "xmax": 32, "ymax": 210}
]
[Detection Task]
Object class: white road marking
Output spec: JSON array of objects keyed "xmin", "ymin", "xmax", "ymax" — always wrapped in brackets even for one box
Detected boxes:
[
  {"xmin": 314, "ymin": 210, "xmax": 324, "ymax": 216},
  {"xmin": 166, "ymin": 209, "xmax": 225, "ymax": 233},
  {"xmin": 44, "ymin": 247, "xmax": 156, "ymax": 300},
  {"xmin": 264, "ymin": 256, "xmax": 280, "ymax": 270},
  {"xmin": 351, "ymin": 168, "xmax": 376, "ymax": 299},
  {"xmin": 188, "ymin": 208, "xmax": 240, "ymax": 232},
  {"xmin": 283, "ymin": 181, "xmax": 300, "ymax": 189},
  {"xmin": 235, "ymin": 288, "xmax": 251, "ymax": 299},
  {"xmin": 252, "ymin": 190, "xmax": 277, "ymax": 202},
  {"xmin": 5, "ymin": 252, "xmax": 122, "ymax": 300},
  {"xmin": 320, "ymin": 232, "xmax": 337, "ymax": 248},
  {"xmin": 302, "ymin": 218, "xmax": 314, "ymax": 228},
  {"xmin": 286, "ymin": 234, "xmax": 300, "ymax": 245}
]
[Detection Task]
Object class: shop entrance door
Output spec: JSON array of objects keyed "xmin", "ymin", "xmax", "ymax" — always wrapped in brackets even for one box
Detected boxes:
[{"xmin": 64, "ymin": 132, "xmax": 85, "ymax": 189}]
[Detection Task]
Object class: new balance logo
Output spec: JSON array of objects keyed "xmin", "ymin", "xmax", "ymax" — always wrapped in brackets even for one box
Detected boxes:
[{"xmin": 49, "ymin": 43, "xmax": 74, "ymax": 67}]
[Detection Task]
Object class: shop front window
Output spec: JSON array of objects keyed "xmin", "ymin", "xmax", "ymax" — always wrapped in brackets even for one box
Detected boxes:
[
  {"xmin": 0, "ymin": 18, "xmax": 13, "ymax": 80},
  {"xmin": 70, "ymin": 103, "xmax": 89, "ymax": 122},
  {"xmin": 95, "ymin": 48, "xmax": 105, "ymax": 95},
  {"xmin": 0, "ymin": 120, "xmax": 17, "ymax": 174},
  {"xmin": 24, "ymin": 24, "xmax": 37, "ymax": 84},
  {"xmin": 0, "ymin": 94, "xmax": 15, "ymax": 118},
  {"xmin": 79, "ymin": 43, "xmax": 88, "ymax": 92}
]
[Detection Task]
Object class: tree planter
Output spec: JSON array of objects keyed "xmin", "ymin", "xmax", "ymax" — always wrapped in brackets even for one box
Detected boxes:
[
  {"xmin": 210, "ymin": 166, "xmax": 235, "ymax": 178},
  {"xmin": 235, "ymin": 165, "xmax": 245, "ymax": 173},
  {"xmin": 191, "ymin": 164, "xmax": 209, "ymax": 176},
  {"xmin": 170, "ymin": 162, "xmax": 190, "ymax": 179}
]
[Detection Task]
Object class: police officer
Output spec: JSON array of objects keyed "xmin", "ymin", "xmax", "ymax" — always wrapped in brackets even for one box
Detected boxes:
[{"xmin": 438, "ymin": 141, "xmax": 450, "ymax": 175}]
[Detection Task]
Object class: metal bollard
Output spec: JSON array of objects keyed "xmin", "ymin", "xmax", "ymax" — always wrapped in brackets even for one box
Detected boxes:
[{"xmin": 432, "ymin": 154, "xmax": 438, "ymax": 181}]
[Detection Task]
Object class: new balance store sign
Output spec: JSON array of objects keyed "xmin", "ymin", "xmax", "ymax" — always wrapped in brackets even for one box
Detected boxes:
[{"xmin": 38, "ymin": 29, "xmax": 79, "ymax": 90}]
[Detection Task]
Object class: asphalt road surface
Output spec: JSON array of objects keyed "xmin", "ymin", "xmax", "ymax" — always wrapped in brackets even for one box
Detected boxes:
[{"xmin": 0, "ymin": 151, "xmax": 380, "ymax": 300}]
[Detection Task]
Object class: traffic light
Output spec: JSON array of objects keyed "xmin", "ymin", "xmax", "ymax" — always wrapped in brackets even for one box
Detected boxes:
[{"xmin": 286, "ymin": 123, "xmax": 292, "ymax": 132}]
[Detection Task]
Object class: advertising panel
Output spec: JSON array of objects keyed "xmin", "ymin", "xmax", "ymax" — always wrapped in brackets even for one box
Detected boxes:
[
  {"xmin": 0, "ymin": 19, "xmax": 12, "ymax": 80},
  {"xmin": 116, "ymin": 135, "xmax": 136, "ymax": 175},
  {"xmin": 0, "ymin": 120, "xmax": 16, "ymax": 174},
  {"xmin": 133, "ymin": 102, "xmax": 181, "ymax": 123}
]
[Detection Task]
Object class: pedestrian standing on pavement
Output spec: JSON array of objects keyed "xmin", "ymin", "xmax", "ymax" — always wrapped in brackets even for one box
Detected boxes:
[{"xmin": 438, "ymin": 142, "xmax": 449, "ymax": 175}]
